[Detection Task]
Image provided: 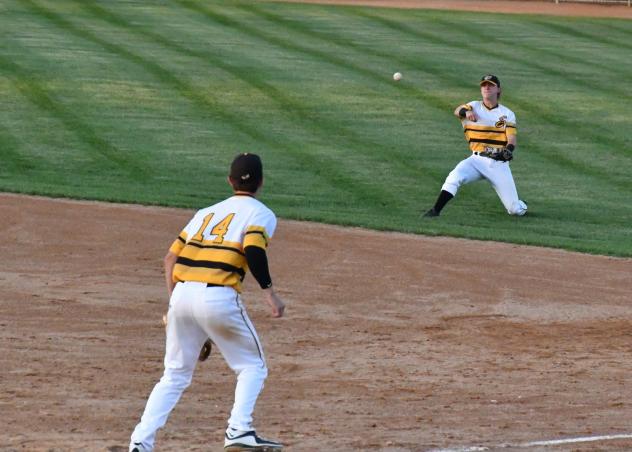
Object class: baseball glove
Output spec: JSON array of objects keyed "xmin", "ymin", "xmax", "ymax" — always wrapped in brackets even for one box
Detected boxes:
[
  {"xmin": 494, "ymin": 147, "xmax": 514, "ymax": 162},
  {"xmin": 198, "ymin": 339, "xmax": 213, "ymax": 362},
  {"xmin": 481, "ymin": 147, "xmax": 513, "ymax": 162}
]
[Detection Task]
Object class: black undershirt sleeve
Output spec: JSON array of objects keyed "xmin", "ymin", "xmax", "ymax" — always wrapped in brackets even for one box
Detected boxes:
[{"xmin": 244, "ymin": 245, "xmax": 273, "ymax": 289}]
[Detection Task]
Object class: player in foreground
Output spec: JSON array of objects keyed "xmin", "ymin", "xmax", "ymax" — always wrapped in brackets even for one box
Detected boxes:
[
  {"xmin": 423, "ymin": 74, "xmax": 527, "ymax": 217},
  {"xmin": 129, "ymin": 153, "xmax": 285, "ymax": 452}
]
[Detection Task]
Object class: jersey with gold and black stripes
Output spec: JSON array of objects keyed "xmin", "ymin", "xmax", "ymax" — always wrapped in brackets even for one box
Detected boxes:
[
  {"xmin": 461, "ymin": 100, "xmax": 516, "ymax": 152},
  {"xmin": 168, "ymin": 194, "xmax": 276, "ymax": 293}
]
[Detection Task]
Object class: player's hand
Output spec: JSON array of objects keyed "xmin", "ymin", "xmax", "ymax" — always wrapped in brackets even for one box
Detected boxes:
[
  {"xmin": 465, "ymin": 110, "xmax": 477, "ymax": 122},
  {"xmin": 264, "ymin": 287, "xmax": 285, "ymax": 318}
]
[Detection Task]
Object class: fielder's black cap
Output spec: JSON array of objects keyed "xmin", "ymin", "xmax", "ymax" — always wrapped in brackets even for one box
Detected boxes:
[
  {"xmin": 480, "ymin": 74, "xmax": 501, "ymax": 87},
  {"xmin": 230, "ymin": 152, "xmax": 263, "ymax": 184}
]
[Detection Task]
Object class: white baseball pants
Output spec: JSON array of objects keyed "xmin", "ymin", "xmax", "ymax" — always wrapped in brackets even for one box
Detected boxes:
[
  {"xmin": 130, "ymin": 282, "xmax": 267, "ymax": 451},
  {"xmin": 442, "ymin": 154, "xmax": 527, "ymax": 216}
]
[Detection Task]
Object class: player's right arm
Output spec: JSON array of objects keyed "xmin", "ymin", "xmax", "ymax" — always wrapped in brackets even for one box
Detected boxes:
[
  {"xmin": 163, "ymin": 211, "xmax": 206, "ymax": 296},
  {"xmin": 164, "ymin": 250, "xmax": 178, "ymax": 297},
  {"xmin": 164, "ymin": 230, "xmax": 186, "ymax": 297},
  {"xmin": 454, "ymin": 102, "xmax": 477, "ymax": 122}
]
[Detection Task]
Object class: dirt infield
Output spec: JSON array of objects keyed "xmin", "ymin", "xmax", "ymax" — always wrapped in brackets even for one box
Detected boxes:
[
  {"xmin": 273, "ymin": 0, "xmax": 632, "ymax": 19},
  {"xmin": 1, "ymin": 192, "xmax": 632, "ymax": 451}
]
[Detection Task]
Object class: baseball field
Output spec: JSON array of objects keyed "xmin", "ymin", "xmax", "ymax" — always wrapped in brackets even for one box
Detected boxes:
[{"xmin": 1, "ymin": 0, "xmax": 632, "ymax": 451}]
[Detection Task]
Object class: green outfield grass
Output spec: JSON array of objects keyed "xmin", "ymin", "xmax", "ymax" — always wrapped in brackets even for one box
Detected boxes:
[{"xmin": 1, "ymin": 0, "xmax": 631, "ymax": 256}]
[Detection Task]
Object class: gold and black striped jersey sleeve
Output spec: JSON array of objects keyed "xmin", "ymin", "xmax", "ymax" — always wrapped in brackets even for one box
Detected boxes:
[{"xmin": 243, "ymin": 226, "xmax": 269, "ymax": 250}]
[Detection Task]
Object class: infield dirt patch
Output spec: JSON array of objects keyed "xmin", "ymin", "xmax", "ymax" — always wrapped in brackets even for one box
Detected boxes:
[
  {"xmin": 274, "ymin": 0, "xmax": 632, "ymax": 19},
  {"xmin": 2, "ymin": 193, "xmax": 632, "ymax": 451}
]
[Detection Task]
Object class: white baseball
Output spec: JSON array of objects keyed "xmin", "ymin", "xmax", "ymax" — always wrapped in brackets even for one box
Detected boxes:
[{"xmin": 393, "ymin": 72, "xmax": 402, "ymax": 81}]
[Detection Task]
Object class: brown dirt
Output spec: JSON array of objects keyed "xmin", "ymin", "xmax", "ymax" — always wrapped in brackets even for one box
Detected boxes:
[
  {"xmin": 1, "ymin": 192, "xmax": 632, "ymax": 452},
  {"xmin": 272, "ymin": 0, "xmax": 632, "ymax": 19}
]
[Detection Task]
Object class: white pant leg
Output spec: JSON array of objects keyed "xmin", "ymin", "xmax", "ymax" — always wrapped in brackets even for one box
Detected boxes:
[
  {"xmin": 194, "ymin": 289, "xmax": 268, "ymax": 432},
  {"xmin": 130, "ymin": 282, "xmax": 208, "ymax": 450},
  {"xmin": 441, "ymin": 156, "xmax": 483, "ymax": 196},
  {"xmin": 477, "ymin": 160, "xmax": 528, "ymax": 216}
]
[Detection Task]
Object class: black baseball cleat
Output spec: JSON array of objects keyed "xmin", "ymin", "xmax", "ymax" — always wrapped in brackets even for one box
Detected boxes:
[
  {"xmin": 422, "ymin": 208, "xmax": 439, "ymax": 218},
  {"xmin": 224, "ymin": 428, "xmax": 283, "ymax": 451},
  {"xmin": 129, "ymin": 442, "xmax": 148, "ymax": 452}
]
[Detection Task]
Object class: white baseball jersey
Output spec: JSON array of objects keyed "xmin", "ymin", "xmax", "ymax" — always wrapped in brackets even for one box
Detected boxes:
[
  {"xmin": 461, "ymin": 101, "xmax": 516, "ymax": 152},
  {"xmin": 169, "ymin": 194, "xmax": 277, "ymax": 292},
  {"xmin": 440, "ymin": 101, "xmax": 527, "ymax": 216},
  {"xmin": 130, "ymin": 193, "xmax": 278, "ymax": 449}
]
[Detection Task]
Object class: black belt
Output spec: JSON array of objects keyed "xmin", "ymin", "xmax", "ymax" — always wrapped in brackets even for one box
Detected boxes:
[
  {"xmin": 206, "ymin": 283, "xmax": 226, "ymax": 288},
  {"xmin": 473, "ymin": 151, "xmax": 508, "ymax": 162}
]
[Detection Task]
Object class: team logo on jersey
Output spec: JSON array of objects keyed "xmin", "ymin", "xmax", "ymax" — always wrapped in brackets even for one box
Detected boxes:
[{"xmin": 495, "ymin": 116, "xmax": 507, "ymax": 128}]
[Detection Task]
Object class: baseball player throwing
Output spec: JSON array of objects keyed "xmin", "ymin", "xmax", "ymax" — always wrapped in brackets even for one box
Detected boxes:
[
  {"xmin": 423, "ymin": 74, "xmax": 528, "ymax": 217},
  {"xmin": 130, "ymin": 153, "xmax": 285, "ymax": 452}
]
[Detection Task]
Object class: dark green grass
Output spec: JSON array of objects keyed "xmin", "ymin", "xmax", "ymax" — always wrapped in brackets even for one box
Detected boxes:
[{"xmin": 1, "ymin": 0, "xmax": 631, "ymax": 256}]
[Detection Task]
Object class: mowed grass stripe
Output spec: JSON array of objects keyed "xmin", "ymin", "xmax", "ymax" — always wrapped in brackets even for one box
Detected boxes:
[
  {"xmin": 33, "ymin": 0, "xmax": 401, "ymax": 209},
  {"xmin": 240, "ymin": 3, "xmax": 455, "ymax": 108},
  {"xmin": 173, "ymin": 1, "xmax": 463, "ymax": 184},
  {"xmin": 0, "ymin": 124, "xmax": 38, "ymax": 172},
  {"xmin": 601, "ymin": 22, "xmax": 632, "ymax": 36},
  {"xmin": 433, "ymin": 17, "xmax": 632, "ymax": 94},
  {"xmin": 228, "ymin": 4, "xmax": 467, "ymax": 178},
  {"xmin": 531, "ymin": 18, "xmax": 632, "ymax": 52},
  {"xmin": 233, "ymin": 4, "xmax": 447, "ymax": 107},
  {"xmin": 0, "ymin": 52, "xmax": 149, "ymax": 178},
  {"xmin": 65, "ymin": 1, "xmax": 406, "ymax": 209},
  {"xmin": 175, "ymin": 0, "xmax": 443, "ymax": 108},
  {"xmin": 77, "ymin": 1, "xmax": 429, "ymax": 184}
]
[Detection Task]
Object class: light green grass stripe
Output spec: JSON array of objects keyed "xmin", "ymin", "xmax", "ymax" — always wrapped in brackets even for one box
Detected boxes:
[
  {"xmin": 240, "ymin": 4, "xmax": 454, "ymax": 97},
  {"xmin": 28, "ymin": 0, "xmax": 404, "ymax": 208},
  {"xmin": 530, "ymin": 18, "xmax": 632, "ymax": 51},
  {"xmin": 0, "ymin": 123, "xmax": 37, "ymax": 172},
  {"xmin": 175, "ymin": 0, "xmax": 447, "ymax": 111},
  {"xmin": 66, "ymin": 1, "xmax": 404, "ymax": 208},
  {"xmin": 430, "ymin": 16, "xmax": 632, "ymax": 98},
  {"xmin": 75, "ymin": 1, "xmax": 433, "ymax": 183},
  {"xmin": 0, "ymin": 53, "xmax": 149, "ymax": 178}
]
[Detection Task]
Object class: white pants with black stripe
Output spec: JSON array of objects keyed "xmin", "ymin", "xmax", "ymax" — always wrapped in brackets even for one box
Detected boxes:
[{"xmin": 130, "ymin": 281, "xmax": 267, "ymax": 450}]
